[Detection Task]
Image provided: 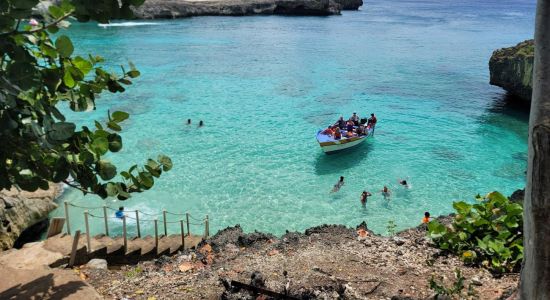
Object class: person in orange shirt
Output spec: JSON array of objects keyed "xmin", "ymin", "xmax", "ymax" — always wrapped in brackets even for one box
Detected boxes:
[{"xmin": 422, "ymin": 211, "xmax": 431, "ymax": 224}]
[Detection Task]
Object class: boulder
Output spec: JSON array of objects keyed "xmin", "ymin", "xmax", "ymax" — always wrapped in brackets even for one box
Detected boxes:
[
  {"xmin": 132, "ymin": 0, "xmax": 341, "ymax": 19},
  {"xmin": 85, "ymin": 259, "xmax": 108, "ymax": 270},
  {"xmin": 489, "ymin": 40, "xmax": 534, "ymax": 102},
  {"xmin": 0, "ymin": 185, "xmax": 62, "ymax": 251}
]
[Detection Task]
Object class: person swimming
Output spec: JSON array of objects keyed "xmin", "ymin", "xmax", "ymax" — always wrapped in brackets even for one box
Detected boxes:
[
  {"xmin": 422, "ymin": 211, "xmax": 431, "ymax": 224},
  {"xmin": 199, "ymin": 120, "xmax": 204, "ymax": 127},
  {"xmin": 399, "ymin": 179, "xmax": 410, "ymax": 188},
  {"xmin": 360, "ymin": 190, "xmax": 372, "ymax": 206},
  {"xmin": 331, "ymin": 176, "xmax": 345, "ymax": 193},
  {"xmin": 187, "ymin": 119, "xmax": 191, "ymax": 125},
  {"xmin": 115, "ymin": 207, "xmax": 124, "ymax": 219},
  {"xmin": 381, "ymin": 185, "xmax": 391, "ymax": 200}
]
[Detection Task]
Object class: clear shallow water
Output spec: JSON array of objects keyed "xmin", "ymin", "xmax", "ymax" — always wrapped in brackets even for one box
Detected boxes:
[{"xmin": 51, "ymin": 0, "xmax": 534, "ymax": 236}]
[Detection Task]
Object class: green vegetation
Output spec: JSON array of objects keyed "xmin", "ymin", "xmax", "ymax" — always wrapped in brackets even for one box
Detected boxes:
[
  {"xmin": 429, "ymin": 269, "xmax": 477, "ymax": 298},
  {"xmin": 0, "ymin": 0, "xmax": 171, "ymax": 199},
  {"xmin": 125, "ymin": 266, "xmax": 143, "ymax": 278},
  {"xmin": 427, "ymin": 191, "xmax": 523, "ymax": 274},
  {"xmin": 386, "ymin": 219, "xmax": 397, "ymax": 236}
]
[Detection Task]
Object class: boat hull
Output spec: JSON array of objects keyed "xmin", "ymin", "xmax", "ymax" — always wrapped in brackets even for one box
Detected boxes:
[{"xmin": 318, "ymin": 136, "xmax": 367, "ymax": 153}]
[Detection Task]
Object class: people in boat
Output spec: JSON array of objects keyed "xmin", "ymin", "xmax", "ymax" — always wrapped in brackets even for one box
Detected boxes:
[
  {"xmin": 331, "ymin": 176, "xmax": 345, "ymax": 193},
  {"xmin": 356, "ymin": 125, "xmax": 365, "ymax": 136},
  {"xmin": 350, "ymin": 112, "xmax": 359, "ymax": 125},
  {"xmin": 346, "ymin": 130, "xmax": 355, "ymax": 138},
  {"xmin": 333, "ymin": 127, "xmax": 342, "ymax": 140},
  {"xmin": 360, "ymin": 190, "xmax": 372, "ymax": 206},
  {"xmin": 422, "ymin": 211, "xmax": 431, "ymax": 224},
  {"xmin": 381, "ymin": 185, "xmax": 391, "ymax": 200},
  {"xmin": 322, "ymin": 125, "xmax": 334, "ymax": 135},
  {"xmin": 335, "ymin": 116, "xmax": 346, "ymax": 129},
  {"xmin": 399, "ymin": 179, "xmax": 409, "ymax": 188},
  {"xmin": 115, "ymin": 207, "xmax": 125, "ymax": 219},
  {"xmin": 346, "ymin": 120, "xmax": 354, "ymax": 132}
]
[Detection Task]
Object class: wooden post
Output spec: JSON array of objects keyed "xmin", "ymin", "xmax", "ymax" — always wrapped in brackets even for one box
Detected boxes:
[
  {"xmin": 154, "ymin": 219, "xmax": 159, "ymax": 250},
  {"xmin": 162, "ymin": 210, "xmax": 167, "ymax": 237},
  {"xmin": 68, "ymin": 230, "xmax": 81, "ymax": 267},
  {"xmin": 180, "ymin": 220, "xmax": 185, "ymax": 249},
  {"xmin": 64, "ymin": 201, "xmax": 71, "ymax": 235},
  {"xmin": 204, "ymin": 215, "xmax": 209, "ymax": 238},
  {"xmin": 46, "ymin": 217, "xmax": 65, "ymax": 238},
  {"xmin": 186, "ymin": 212, "xmax": 190, "ymax": 236},
  {"xmin": 103, "ymin": 205, "xmax": 109, "ymax": 236},
  {"xmin": 122, "ymin": 216, "xmax": 127, "ymax": 253},
  {"xmin": 135, "ymin": 210, "xmax": 141, "ymax": 238},
  {"xmin": 84, "ymin": 210, "xmax": 91, "ymax": 254}
]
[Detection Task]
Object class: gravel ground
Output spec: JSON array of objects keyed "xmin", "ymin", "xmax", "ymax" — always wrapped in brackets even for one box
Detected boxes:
[{"xmin": 83, "ymin": 220, "xmax": 519, "ymax": 300}]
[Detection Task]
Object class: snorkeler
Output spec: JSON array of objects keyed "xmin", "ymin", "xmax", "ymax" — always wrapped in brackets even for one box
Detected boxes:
[
  {"xmin": 398, "ymin": 179, "xmax": 410, "ymax": 188},
  {"xmin": 381, "ymin": 185, "xmax": 391, "ymax": 200},
  {"xmin": 331, "ymin": 176, "xmax": 345, "ymax": 193}
]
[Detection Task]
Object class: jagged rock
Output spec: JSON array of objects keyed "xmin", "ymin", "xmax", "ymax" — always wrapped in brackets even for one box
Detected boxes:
[
  {"xmin": 489, "ymin": 40, "xmax": 534, "ymax": 102},
  {"xmin": 86, "ymin": 259, "xmax": 108, "ymax": 270},
  {"xmin": 509, "ymin": 189, "xmax": 525, "ymax": 204},
  {"xmin": 0, "ymin": 185, "xmax": 62, "ymax": 251},
  {"xmin": 334, "ymin": 0, "xmax": 363, "ymax": 10},
  {"xmin": 132, "ymin": 0, "xmax": 341, "ymax": 19}
]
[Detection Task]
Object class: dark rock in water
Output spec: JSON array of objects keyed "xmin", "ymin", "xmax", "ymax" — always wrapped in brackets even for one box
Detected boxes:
[
  {"xmin": 489, "ymin": 40, "xmax": 534, "ymax": 103},
  {"xmin": 334, "ymin": 0, "xmax": 363, "ymax": 10},
  {"xmin": 132, "ymin": 0, "xmax": 342, "ymax": 19},
  {"xmin": 509, "ymin": 189, "xmax": 525, "ymax": 205}
]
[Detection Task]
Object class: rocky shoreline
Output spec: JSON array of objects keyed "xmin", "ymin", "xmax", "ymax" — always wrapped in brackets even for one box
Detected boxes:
[
  {"xmin": 131, "ymin": 0, "xmax": 360, "ymax": 19},
  {"xmin": 84, "ymin": 220, "xmax": 518, "ymax": 299},
  {"xmin": 0, "ymin": 184, "xmax": 63, "ymax": 251},
  {"xmin": 489, "ymin": 39, "xmax": 534, "ymax": 102}
]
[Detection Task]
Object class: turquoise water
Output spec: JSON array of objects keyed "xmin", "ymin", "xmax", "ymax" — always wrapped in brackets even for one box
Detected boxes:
[{"xmin": 50, "ymin": 0, "xmax": 535, "ymax": 236}]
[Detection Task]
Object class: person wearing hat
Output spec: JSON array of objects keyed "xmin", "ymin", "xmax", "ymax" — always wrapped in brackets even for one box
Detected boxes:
[{"xmin": 350, "ymin": 112, "xmax": 360, "ymax": 126}]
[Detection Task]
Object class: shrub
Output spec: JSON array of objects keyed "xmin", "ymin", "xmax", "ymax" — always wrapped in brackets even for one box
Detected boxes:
[{"xmin": 427, "ymin": 191, "xmax": 523, "ymax": 274}]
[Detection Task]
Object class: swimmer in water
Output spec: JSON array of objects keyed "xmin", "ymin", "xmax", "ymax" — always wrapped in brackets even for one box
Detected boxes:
[
  {"xmin": 381, "ymin": 185, "xmax": 391, "ymax": 200},
  {"xmin": 331, "ymin": 176, "xmax": 345, "ymax": 193},
  {"xmin": 199, "ymin": 120, "xmax": 204, "ymax": 127},
  {"xmin": 398, "ymin": 179, "xmax": 409, "ymax": 188},
  {"xmin": 360, "ymin": 190, "xmax": 372, "ymax": 206},
  {"xmin": 187, "ymin": 119, "xmax": 191, "ymax": 125}
]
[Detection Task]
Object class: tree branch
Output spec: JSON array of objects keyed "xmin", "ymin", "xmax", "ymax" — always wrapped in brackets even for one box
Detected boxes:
[
  {"xmin": 0, "ymin": 12, "xmax": 74, "ymax": 38},
  {"xmin": 62, "ymin": 179, "xmax": 95, "ymax": 194}
]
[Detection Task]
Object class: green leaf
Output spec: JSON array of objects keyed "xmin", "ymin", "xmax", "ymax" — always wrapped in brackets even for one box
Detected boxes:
[
  {"xmin": 108, "ymin": 134, "xmax": 123, "ymax": 152},
  {"xmin": 63, "ymin": 69, "xmax": 75, "ymax": 88},
  {"xmin": 139, "ymin": 172, "xmax": 154, "ymax": 188},
  {"xmin": 48, "ymin": 5, "xmax": 64, "ymax": 19},
  {"xmin": 107, "ymin": 121, "xmax": 122, "ymax": 131},
  {"xmin": 452, "ymin": 201, "xmax": 472, "ymax": 215},
  {"xmin": 91, "ymin": 137, "xmax": 109, "ymax": 155},
  {"xmin": 13, "ymin": 0, "xmax": 39, "ymax": 9},
  {"xmin": 127, "ymin": 70, "xmax": 140, "ymax": 78},
  {"xmin": 96, "ymin": 160, "xmax": 117, "ymax": 180},
  {"xmin": 112, "ymin": 111, "xmax": 129, "ymax": 122},
  {"xmin": 73, "ymin": 56, "xmax": 93, "ymax": 75},
  {"xmin": 55, "ymin": 35, "xmax": 74, "ymax": 58},
  {"xmin": 158, "ymin": 155, "xmax": 172, "ymax": 171},
  {"xmin": 48, "ymin": 122, "xmax": 76, "ymax": 140}
]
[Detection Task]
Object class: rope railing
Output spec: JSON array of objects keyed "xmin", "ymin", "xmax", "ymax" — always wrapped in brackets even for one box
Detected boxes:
[{"xmin": 63, "ymin": 201, "xmax": 211, "ymax": 253}]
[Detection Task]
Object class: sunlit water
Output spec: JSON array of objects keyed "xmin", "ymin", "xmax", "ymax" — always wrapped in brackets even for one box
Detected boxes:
[{"xmin": 50, "ymin": 0, "xmax": 535, "ymax": 236}]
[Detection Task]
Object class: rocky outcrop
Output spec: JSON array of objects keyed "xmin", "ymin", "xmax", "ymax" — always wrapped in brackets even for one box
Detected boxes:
[
  {"xmin": 132, "ymin": 0, "xmax": 341, "ymax": 18},
  {"xmin": 334, "ymin": 0, "xmax": 362, "ymax": 10},
  {"xmin": 489, "ymin": 39, "xmax": 534, "ymax": 102},
  {"xmin": 0, "ymin": 185, "xmax": 62, "ymax": 251}
]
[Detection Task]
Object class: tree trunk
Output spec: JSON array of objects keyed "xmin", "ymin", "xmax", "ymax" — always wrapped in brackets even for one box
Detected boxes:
[{"xmin": 520, "ymin": 0, "xmax": 550, "ymax": 299}]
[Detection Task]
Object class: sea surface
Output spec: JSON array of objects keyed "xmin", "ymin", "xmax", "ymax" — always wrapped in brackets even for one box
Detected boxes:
[{"xmin": 50, "ymin": 0, "xmax": 535, "ymax": 236}]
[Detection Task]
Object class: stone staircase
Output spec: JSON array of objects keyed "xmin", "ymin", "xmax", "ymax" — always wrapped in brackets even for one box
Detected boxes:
[{"xmin": 43, "ymin": 233, "xmax": 203, "ymax": 267}]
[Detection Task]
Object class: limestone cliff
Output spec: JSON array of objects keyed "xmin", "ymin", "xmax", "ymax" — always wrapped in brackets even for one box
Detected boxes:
[
  {"xmin": 0, "ymin": 185, "xmax": 62, "ymax": 251},
  {"xmin": 489, "ymin": 39, "xmax": 534, "ymax": 102},
  {"xmin": 334, "ymin": 0, "xmax": 362, "ymax": 10},
  {"xmin": 132, "ymin": 0, "xmax": 341, "ymax": 18}
]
